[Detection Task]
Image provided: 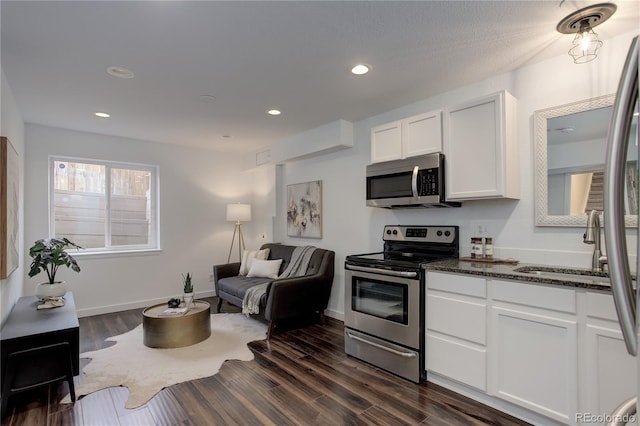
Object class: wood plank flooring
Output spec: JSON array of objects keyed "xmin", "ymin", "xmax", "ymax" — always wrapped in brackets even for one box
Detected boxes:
[{"xmin": 1, "ymin": 297, "xmax": 530, "ymax": 425}]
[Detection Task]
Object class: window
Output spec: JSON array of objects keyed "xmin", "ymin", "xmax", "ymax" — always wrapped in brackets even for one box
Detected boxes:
[{"xmin": 50, "ymin": 157, "xmax": 159, "ymax": 253}]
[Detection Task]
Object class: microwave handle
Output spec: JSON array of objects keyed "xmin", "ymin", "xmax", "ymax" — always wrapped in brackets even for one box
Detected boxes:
[{"xmin": 411, "ymin": 166, "xmax": 419, "ymax": 197}]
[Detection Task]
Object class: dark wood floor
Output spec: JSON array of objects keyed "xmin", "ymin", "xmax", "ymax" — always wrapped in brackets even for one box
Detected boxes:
[{"xmin": 2, "ymin": 297, "xmax": 529, "ymax": 425}]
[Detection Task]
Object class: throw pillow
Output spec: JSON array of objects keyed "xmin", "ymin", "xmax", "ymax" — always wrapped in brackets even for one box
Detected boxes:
[
  {"xmin": 247, "ymin": 259, "xmax": 283, "ymax": 279},
  {"xmin": 239, "ymin": 248, "xmax": 270, "ymax": 276}
]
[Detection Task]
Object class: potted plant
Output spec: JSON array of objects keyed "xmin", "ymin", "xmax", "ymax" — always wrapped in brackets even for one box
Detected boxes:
[
  {"xmin": 28, "ymin": 237, "xmax": 82, "ymax": 298},
  {"xmin": 182, "ymin": 272, "xmax": 194, "ymax": 308}
]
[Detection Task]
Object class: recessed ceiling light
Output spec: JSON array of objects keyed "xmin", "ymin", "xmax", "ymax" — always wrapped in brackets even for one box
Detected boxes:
[
  {"xmin": 95, "ymin": 112, "xmax": 110, "ymax": 118},
  {"xmin": 199, "ymin": 94, "xmax": 216, "ymax": 103},
  {"xmin": 106, "ymin": 66, "xmax": 134, "ymax": 79},
  {"xmin": 267, "ymin": 109, "xmax": 281, "ymax": 116},
  {"xmin": 351, "ymin": 64, "xmax": 370, "ymax": 75}
]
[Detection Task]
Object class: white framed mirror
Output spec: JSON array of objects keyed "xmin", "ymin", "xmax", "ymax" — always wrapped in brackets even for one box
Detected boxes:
[{"xmin": 533, "ymin": 94, "xmax": 638, "ymax": 227}]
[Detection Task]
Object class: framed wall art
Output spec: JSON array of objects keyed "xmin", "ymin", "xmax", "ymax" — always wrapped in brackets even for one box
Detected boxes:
[
  {"xmin": 1, "ymin": 136, "xmax": 19, "ymax": 279},
  {"xmin": 286, "ymin": 180, "xmax": 322, "ymax": 239}
]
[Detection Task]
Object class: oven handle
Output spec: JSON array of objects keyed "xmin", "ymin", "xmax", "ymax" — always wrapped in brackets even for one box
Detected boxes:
[
  {"xmin": 345, "ymin": 264, "xmax": 418, "ymax": 278},
  {"xmin": 346, "ymin": 331, "xmax": 417, "ymax": 358}
]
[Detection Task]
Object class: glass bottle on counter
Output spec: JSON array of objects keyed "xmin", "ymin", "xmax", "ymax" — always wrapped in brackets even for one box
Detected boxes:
[
  {"xmin": 484, "ymin": 237, "xmax": 493, "ymax": 259},
  {"xmin": 471, "ymin": 237, "xmax": 483, "ymax": 258}
]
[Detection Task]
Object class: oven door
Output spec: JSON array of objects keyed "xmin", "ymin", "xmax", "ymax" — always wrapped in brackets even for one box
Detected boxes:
[{"xmin": 344, "ymin": 265, "xmax": 421, "ymax": 349}]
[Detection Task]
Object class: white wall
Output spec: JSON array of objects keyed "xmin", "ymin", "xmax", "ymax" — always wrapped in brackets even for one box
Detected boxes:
[
  {"xmin": 0, "ymin": 69, "xmax": 25, "ymax": 325},
  {"xmin": 270, "ymin": 31, "xmax": 639, "ymax": 320},
  {"xmin": 24, "ymin": 124, "xmax": 252, "ymax": 316}
]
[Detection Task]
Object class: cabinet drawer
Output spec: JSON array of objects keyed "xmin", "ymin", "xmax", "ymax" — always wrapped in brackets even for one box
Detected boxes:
[
  {"xmin": 492, "ymin": 279, "xmax": 576, "ymax": 314},
  {"xmin": 427, "ymin": 293, "xmax": 486, "ymax": 344},
  {"xmin": 426, "ymin": 332, "xmax": 486, "ymax": 391},
  {"xmin": 427, "ymin": 272, "xmax": 486, "ymax": 298}
]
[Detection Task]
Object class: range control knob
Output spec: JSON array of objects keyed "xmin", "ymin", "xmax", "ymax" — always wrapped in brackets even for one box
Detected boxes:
[
  {"xmin": 445, "ymin": 230, "xmax": 451, "ymax": 237},
  {"xmin": 392, "ymin": 229, "xmax": 398, "ymax": 235},
  {"xmin": 386, "ymin": 229, "xmax": 392, "ymax": 235},
  {"xmin": 436, "ymin": 230, "xmax": 443, "ymax": 236}
]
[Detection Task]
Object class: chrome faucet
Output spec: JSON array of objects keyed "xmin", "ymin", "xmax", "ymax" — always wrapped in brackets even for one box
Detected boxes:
[{"xmin": 583, "ymin": 210, "xmax": 608, "ymax": 272}]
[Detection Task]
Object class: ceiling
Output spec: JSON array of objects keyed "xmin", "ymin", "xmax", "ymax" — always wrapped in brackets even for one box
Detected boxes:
[{"xmin": 2, "ymin": 1, "xmax": 639, "ymax": 155}]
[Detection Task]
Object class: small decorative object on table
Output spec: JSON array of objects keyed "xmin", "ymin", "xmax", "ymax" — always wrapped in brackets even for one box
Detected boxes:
[
  {"xmin": 28, "ymin": 237, "xmax": 82, "ymax": 301},
  {"xmin": 182, "ymin": 272, "xmax": 194, "ymax": 309},
  {"xmin": 37, "ymin": 296, "xmax": 67, "ymax": 310}
]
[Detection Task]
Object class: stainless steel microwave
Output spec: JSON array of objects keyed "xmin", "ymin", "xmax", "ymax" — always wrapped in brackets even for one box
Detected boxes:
[{"xmin": 366, "ymin": 153, "xmax": 461, "ymax": 208}]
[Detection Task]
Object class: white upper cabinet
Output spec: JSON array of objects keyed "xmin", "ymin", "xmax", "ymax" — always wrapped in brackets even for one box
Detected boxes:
[
  {"xmin": 444, "ymin": 90, "xmax": 519, "ymax": 200},
  {"xmin": 402, "ymin": 110, "xmax": 443, "ymax": 158},
  {"xmin": 371, "ymin": 110, "xmax": 442, "ymax": 163},
  {"xmin": 371, "ymin": 120, "xmax": 402, "ymax": 163}
]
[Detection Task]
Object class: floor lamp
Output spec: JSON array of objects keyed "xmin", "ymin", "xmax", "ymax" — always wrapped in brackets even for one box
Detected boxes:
[{"xmin": 226, "ymin": 203, "xmax": 251, "ymax": 263}]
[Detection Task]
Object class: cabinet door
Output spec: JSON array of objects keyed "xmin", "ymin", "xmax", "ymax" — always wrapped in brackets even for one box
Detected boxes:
[
  {"xmin": 371, "ymin": 121, "xmax": 402, "ymax": 163},
  {"xmin": 583, "ymin": 292, "xmax": 636, "ymax": 424},
  {"xmin": 489, "ymin": 306, "xmax": 578, "ymax": 424},
  {"xmin": 444, "ymin": 91, "xmax": 518, "ymax": 200},
  {"xmin": 583, "ymin": 323, "xmax": 636, "ymax": 424},
  {"xmin": 402, "ymin": 110, "xmax": 442, "ymax": 157}
]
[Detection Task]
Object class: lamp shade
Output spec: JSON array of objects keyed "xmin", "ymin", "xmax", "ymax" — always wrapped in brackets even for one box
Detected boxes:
[{"xmin": 226, "ymin": 203, "xmax": 251, "ymax": 222}]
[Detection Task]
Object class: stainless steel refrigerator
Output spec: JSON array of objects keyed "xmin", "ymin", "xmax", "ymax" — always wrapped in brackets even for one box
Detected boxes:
[{"xmin": 604, "ymin": 35, "xmax": 639, "ymax": 424}]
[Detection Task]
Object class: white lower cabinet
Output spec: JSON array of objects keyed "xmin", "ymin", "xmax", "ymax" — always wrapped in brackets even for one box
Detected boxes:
[
  {"xmin": 489, "ymin": 309, "xmax": 578, "ymax": 423},
  {"xmin": 424, "ymin": 272, "xmax": 636, "ymax": 425},
  {"xmin": 582, "ymin": 292, "xmax": 636, "ymax": 426},
  {"xmin": 489, "ymin": 280, "xmax": 578, "ymax": 425},
  {"xmin": 425, "ymin": 272, "xmax": 487, "ymax": 391}
]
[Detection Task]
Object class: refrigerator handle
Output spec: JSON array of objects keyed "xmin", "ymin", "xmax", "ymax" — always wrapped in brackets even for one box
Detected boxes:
[{"xmin": 604, "ymin": 36, "xmax": 639, "ymax": 356}]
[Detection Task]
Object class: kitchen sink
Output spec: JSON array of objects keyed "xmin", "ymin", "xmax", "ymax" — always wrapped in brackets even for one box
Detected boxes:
[{"xmin": 513, "ymin": 266, "xmax": 611, "ymax": 285}]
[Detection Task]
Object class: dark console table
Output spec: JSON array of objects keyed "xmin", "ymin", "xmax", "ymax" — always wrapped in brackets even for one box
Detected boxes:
[{"xmin": 1, "ymin": 292, "xmax": 80, "ymax": 387}]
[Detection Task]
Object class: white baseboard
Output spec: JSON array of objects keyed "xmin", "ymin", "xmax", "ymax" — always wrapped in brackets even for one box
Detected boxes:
[{"xmin": 76, "ymin": 290, "xmax": 217, "ymax": 318}]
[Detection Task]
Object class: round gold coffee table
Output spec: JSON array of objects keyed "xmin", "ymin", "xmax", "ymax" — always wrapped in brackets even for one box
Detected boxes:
[{"xmin": 142, "ymin": 300, "xmax": 211, "ymax": 348}]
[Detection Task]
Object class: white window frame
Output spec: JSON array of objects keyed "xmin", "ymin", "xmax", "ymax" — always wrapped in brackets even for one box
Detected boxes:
[{"xmin": 49, "ymin": 156, "xmax": 160, "ymax": 255}]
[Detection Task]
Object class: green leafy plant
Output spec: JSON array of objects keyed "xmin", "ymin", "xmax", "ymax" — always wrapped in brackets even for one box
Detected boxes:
[
  {"xmin": 182, "ymin": 272, "xmax": 193, "ymax": 293},
  {"xmin": 28, "ymin": 238, "xmax": 82, "ymax": 284}
]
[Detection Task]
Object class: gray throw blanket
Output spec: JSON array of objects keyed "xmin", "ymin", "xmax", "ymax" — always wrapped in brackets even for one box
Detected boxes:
[
  {"xmin": 278, "ymin": 246, "xmax": 317, "ymax": 279},
  {"xmin": 242, "ymin": 283, "xmax": 268, "ymax": 315},
  {"xmin": 242, "ymin": 246, "xmax": 317, "ymax": 315}
]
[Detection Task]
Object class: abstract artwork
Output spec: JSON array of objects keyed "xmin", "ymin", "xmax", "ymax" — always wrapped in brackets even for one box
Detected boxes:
[
  {"xmin": 1, "ymin": 137, "xmax": 19, "ymax": 279},
  {"xmin": 286, "ymin": 180, "xmax": 322, "ymax": 238}
]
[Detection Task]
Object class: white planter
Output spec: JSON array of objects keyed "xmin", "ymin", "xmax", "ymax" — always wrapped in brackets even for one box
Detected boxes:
[
  {"xmin": 36, "ymin": 281, "xmax": 68, "ymax": 298},
  {"xmin": 183, "ymin": 292, "xmax": 194, "ymax": 309}
]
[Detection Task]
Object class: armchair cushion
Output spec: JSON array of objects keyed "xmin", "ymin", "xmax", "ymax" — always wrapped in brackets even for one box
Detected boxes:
[{"xmin": 215, "ymin": 275, "xmax": 272, "ymax": 302}]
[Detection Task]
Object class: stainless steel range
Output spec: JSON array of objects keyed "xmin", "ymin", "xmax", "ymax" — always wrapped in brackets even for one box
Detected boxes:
[{"xmin": 344, "ymin": 225, "xmax": 459, "ymax": 383}]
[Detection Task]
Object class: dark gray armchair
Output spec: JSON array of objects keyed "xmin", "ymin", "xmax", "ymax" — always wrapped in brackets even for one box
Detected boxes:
[{"xmin": 213, "ymin": 243, "xmax": 335, "ymax": 338}]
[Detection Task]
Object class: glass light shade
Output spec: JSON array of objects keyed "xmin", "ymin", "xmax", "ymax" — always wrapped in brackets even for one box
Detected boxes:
[
  {"xmin": 568, "ymin": 27, "xmax": 603, "ymax": 64},
  {"xmin": 226, "ymin": 203, "xmax": 251, "ymax": 222}
]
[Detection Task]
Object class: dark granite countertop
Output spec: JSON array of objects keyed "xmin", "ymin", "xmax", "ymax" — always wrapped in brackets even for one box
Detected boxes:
[{"xmin": 423, "ymin": 259, "xmax": 618, "ymax": 292}]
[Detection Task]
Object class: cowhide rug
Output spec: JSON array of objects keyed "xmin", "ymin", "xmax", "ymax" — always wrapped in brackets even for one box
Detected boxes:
[{"xmin": 62, "ymin": 313, "xmax": 267, "ymax": 408}]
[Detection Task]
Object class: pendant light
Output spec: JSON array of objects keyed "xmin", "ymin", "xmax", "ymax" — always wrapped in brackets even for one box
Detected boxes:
[{"xmin": 556, "ymin": 3, "xmax": 617, "ymax": 64}]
